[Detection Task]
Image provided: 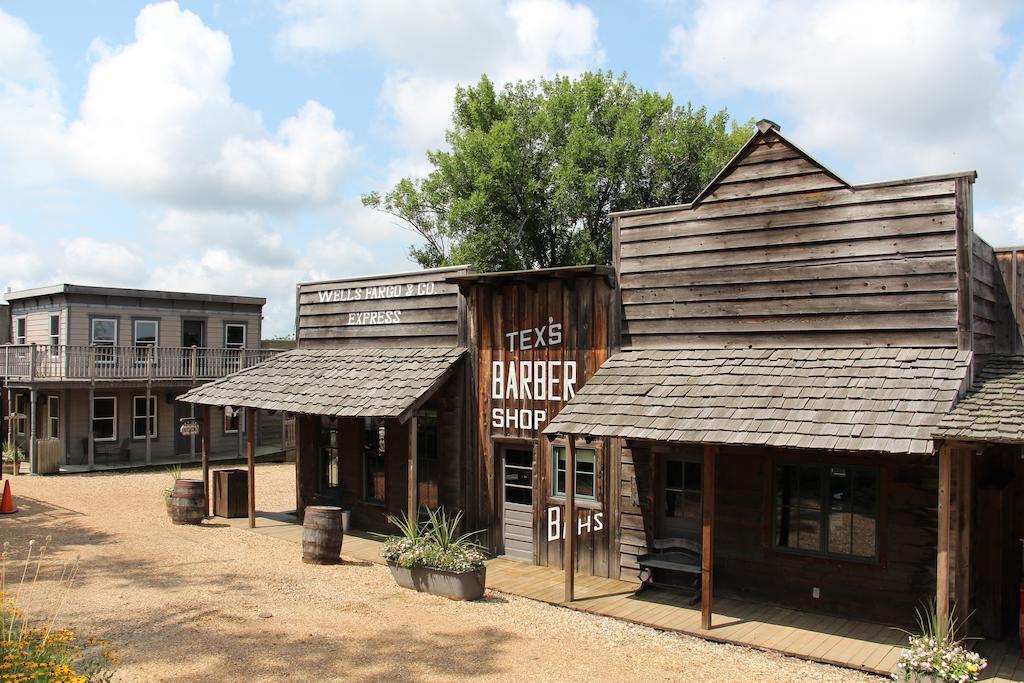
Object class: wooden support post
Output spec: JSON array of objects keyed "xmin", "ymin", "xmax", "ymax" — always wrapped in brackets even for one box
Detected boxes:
[
  {"xmin": 954, "ymin": 447, "xmax": 973, "ymax": 625},
  {"xmin": 88, "ymin": 347, "xmax": 95, "ymax": 470},
  {"xmin": 937, "ymin": 442, "xmax": 952, "ymax": 624},
  {"xmin": 201, "ymin": 404, "xmax": 211, "ymax": 517},
  {"xmin": 145, "ymin": 348, "xmax": 153, "ymax": 466},
  {"xmin": 408, "ymin": 416, "xmax": 418, "ymax": 521},
  {"xmin": 565, "ymin": 436, "xmax": 576, "ymax": 603},
  {"xmin": 189, "ymin": 402, "xmax": 196, "ymax": 460},
  {"xmin": 702, "ymin": 444, "xmax": 717, "ymax": 630},
  {"xmin": 6, "ymin": 388, "xmax": 13, "ymax": 450},
  {"xmin": 28, "ymin": 388, "xmax": 36, "ymax": 475},
  {"xmin": 246, "ymin": 408, "xmax": 255, "ymax": 528}
]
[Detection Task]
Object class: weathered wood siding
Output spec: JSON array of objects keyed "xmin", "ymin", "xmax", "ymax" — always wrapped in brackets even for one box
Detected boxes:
[
  {"xmin": 462, "ymin": 271, "xmax": 618, "ymax": 576},
  {"xmin": 970, "ymin": 232, "xmax": 1017, "ymax": 355},
  {"xmin": 294, "ymin": 368, "xmax": 466, "ymax": 532},
  {"xmin": 65, "ymin": 306, "xmax": 261, "ymax": 349},
  {"xmin": 616, "ymin": 130, "xmax": 972, "ymax": 349},
  {"xmin": 296, "ymin": 266, "xmax": 469, "ymax": 348},
  {"xmin": 622, "ymin": 442, "xmax": 937, "ymax": 626},
  {"xmin": 993, "ymin": 248, "xmax": 1024, "ymax": 353}
]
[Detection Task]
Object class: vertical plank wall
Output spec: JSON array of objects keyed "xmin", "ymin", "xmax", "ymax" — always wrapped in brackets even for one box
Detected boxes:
[{"xmin": 461, "ymin": 271, "xmax": 618, "ymax": 576}]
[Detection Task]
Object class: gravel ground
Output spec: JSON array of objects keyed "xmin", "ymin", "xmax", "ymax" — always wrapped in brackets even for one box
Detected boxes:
[{"xmin": 1, "ymin": 464, "xmax": 879, "ymax": 682}]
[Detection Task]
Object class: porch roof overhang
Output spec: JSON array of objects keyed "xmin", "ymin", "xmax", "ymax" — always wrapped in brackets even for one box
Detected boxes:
[
  {"xmin": 933, "ymin": 354, "xmax": 1024, "ymax": 445},
  {"xmin": 544, "ymin": 347, "xmax": 973, "ymax": 456},
  {"xmin": 177, "ymin": 346, "xmax": 465, "ymax": 423}
]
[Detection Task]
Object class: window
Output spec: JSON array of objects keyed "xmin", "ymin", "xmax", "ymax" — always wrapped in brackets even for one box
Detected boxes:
[
  {"xmin": 91, "ymin": 318, "xmax": 117, "ymax": 365},
  {"xmin": 13, "ymin": 394, "xmax": 26, "ymax": 436},
  {"xmin": 225, "ymin": 324, "xmax": 246, "ymax": 349},
  {"xmin": 14, "ymin": 317, "xmax": 25, "ymax": 345},
  {"xmin": 661, "ymin": 457, "xmax": 702, "ymax": 537},
  {"xmin": 416, "ymin": 412, "xmax": 440, "ymax": 509},
  {"xmin": 320, "ymin": 422, "xmax": 339, "ymax": 490},
  {"xmin": 92, "ymin": 397, "xmax": 116, "ymax": 442},
  {"xmin": 224, "ymin": 323, "xmax": 246, "ymax": 372},
  {"xmin": 773, "ymin": 464, "xmax": 879, "ymax": 560},
  {"xmin": 223, "ymin": 406, "xmax": 240, "ymax": 434},
  {"xmin": 552, "ymin": 445, "xmax": 597, "ymax": 500},
  {"xmin": 133, "ymin": 320, "xmax": 159, "ymax": 365},
  {"xmin": 47, "ymin": 395, "xmax": 60, "ymax": 439},
  {"xmin": 503, "ymin": 448, "xmax": 533, "ymax": 506},
  {"xmin": 48, "ymin": 314, "xmax": 60, "ymax": 356},
  {"xmin": 133, "ymin": 395, "xmax": 157, "ymax": 439},
  {"xmin": 363, "ymin": 418, "xmax": 386, "ymax": 503}
]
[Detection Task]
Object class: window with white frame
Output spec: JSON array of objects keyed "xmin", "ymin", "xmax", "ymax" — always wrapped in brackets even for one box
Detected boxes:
[
  {"xmin": 48, "ymin": 314, "xmax": 60, "ymax": 356},
  {"xmin": 223, "ymin": 406, "xmax": 241, "ymax": 434},
  {"xmin": 14, "ymin": 317, "xmax": 26, "ymax": 345},
  {"xmin": 133, "ymin": 320, "xmax": 159, "ymax": 365},
  {"xmin": 132, "ymin": 395, "xmax": 157, "ymax": 439},
  {"xmin": 91, "ymin": 318, "xmax": 117, "ymax": 365},
  {"xmin": 14, "ymin": 393, "xmax": 26, "ymax": 436},
  {"xmin": 47, "ymin": 395, "xmax": 60, "ymax": 439},
  {"xmin": 92, "ymin": 396, "xmax": 116, "ymax": 441}
]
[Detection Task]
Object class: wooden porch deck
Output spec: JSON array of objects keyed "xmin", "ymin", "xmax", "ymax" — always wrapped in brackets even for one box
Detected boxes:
[{"xmin": 220, "ymin": 511, "xmax": 1008, "ymax": 678}]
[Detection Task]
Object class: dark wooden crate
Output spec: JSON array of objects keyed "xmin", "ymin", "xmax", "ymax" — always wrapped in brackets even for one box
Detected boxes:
[{"xmin": 213, "ymin": 469, "xmax": 248, "ymax": 518}]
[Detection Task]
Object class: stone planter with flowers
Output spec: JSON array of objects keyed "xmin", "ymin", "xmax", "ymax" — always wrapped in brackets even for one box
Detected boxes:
[{"xmin": 380, "ymin": 508, "xmax": 487, "ymax": 601}]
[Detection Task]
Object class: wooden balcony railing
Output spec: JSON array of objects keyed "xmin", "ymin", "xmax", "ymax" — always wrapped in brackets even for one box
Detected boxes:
[{"xmin": 0, "ymin": 344, "xmax": 281, "ymax": 382}]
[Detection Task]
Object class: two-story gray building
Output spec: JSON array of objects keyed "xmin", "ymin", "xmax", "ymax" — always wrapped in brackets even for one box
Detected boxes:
[{"xmin": 1, "ymin": 284, "xmax": 283, "ymax": 472}]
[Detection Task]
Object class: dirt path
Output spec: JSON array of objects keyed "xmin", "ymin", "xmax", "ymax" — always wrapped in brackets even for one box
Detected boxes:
[{"xmin": 0, "ymin": 464, "xmax": 878, "ymax": 682}]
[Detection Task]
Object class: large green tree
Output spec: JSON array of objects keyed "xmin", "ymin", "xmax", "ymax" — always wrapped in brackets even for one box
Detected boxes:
[{"xmin": 363, "ymin": 72, "xmax": 752, "ymax": 271}]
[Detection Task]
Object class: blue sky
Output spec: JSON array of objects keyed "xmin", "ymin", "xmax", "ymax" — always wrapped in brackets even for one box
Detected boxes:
[{"xmin": 1, "ymin": 1, "xmax": 1023, "ymax": 335}]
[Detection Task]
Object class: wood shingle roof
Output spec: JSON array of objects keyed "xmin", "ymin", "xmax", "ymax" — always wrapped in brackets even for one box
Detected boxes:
[
  {"xmin": 934, "ymin": 355, "xmax": 1024, "ymax": 444},
  {"xmin": 178, "ymin": 347, "xmax": 464, "ymax": 421},
  {"xmin": 544, "ymin": 347, "xmax": 972, "ymax": 455}
]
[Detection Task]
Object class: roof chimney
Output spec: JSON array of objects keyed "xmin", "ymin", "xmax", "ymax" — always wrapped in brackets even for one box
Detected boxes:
[{"xmin": 756, "ymin": 119, "xmax": 780, "ymax": 133}]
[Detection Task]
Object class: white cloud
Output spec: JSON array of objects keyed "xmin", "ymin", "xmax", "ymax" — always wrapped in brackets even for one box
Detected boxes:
[
  {"xmin": 0, "ymin": 9, "xmax": 67, "ymax": 183},
  {"xmin": 661, "ymin": 0, "xmax": 1024, "ymax": 244},
  {"xmin": 278, "ymin": 0, "xmax": 604, "ymax": 165},
  {"xmin": 65, "ymin": 1, "xmax": 356, "ymax": 209}
]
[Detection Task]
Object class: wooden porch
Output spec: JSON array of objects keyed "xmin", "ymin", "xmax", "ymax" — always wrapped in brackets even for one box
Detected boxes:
[{"xmin": 216, "ymin": 511, "xmax": 1024, "ymax": 679}]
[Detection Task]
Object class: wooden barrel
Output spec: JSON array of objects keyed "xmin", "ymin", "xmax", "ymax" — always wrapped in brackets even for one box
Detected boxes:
[
  {"xmin": 170, "ymin": 479, "xmax": 206, "ymax": 525},
  {"xmin": 302, "ymin": 506, "xmax": 343, "ymax": 564}
]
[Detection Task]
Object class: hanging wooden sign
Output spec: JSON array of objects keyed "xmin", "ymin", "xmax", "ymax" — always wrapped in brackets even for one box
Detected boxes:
[{"xmin": 179, "ymin": 417, "xmax": 201, "ymax": 437}]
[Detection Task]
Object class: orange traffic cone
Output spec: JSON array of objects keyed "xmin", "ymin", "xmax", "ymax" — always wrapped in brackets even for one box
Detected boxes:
[{"xmin": 0, "ymin": 479, "xmax": 15, "ymax": 514}]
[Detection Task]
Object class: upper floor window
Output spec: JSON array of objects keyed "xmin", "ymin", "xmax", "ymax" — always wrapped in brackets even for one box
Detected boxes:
[
  {"xmin": 14, "ymin": 317, "xmax": 26, "ymax": 345},
  {"xmin": 48, "ymin": 314, "xmax": 60, "ymax": 357},
  {"xmin": 134, "ymin": 320, "xmax": 158, "ymax": 347},
  {"xmin": 225, "ymin": 324, "xmax": 246, "ymax": 349},
  {"xmin": 91, "ymin": 318, "xmax": 118, "ymax": 365},
  {"xmin": 133, "ymin": 320, "xmax": 159, "ymax": 365}
]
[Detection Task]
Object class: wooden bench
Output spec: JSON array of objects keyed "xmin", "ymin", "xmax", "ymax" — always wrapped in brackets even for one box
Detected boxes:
[{"xmin": 636, "ymin": 538, "xmax": 702, "ymax": 604}]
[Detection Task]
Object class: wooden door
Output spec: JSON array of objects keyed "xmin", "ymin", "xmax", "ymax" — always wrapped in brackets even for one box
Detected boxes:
[
  {"xmin": 182, "ymin": 320, "xmax": 205, "ymax": 376},
  {"xmin": 501, "ymin": 445, "xmax": 534, "ymax": 562},
  {"xmin": 974, "ymin": 482, "xmax": 1014, "ymax": 639}
]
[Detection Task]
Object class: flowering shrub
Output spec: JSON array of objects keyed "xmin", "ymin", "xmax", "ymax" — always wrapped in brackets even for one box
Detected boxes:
[
  {"xmin": 893, "ymin": 636, "xmax": 986, "ymax": 682},
  {"xmin": 893, "ymin": 600, "xmax": 986, "ymax": 683},
  {"xmin": 2, "ymin": 540, "xmax": 118, "ymax": 683},
  {"xmin": 380, "ymin": 508, "xmax": 486, "ymax": 573}
]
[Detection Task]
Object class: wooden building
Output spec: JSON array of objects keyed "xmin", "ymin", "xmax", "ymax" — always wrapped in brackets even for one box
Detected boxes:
[
  {"xmin": 547, "ymin": 119, "xmax": 1019, "ymax": 629},
  {"xmin": 448, "ymin": 266, "xmax": 618, "ymax": 576},
  {"xmin": 182, "ymin": 119, "xmax": 1024, "ymax": 640},
  {"xmin": 181, "ymin": 266, "xmax": 472, "ymax": 532},
  {"xmin": 0, "ymin": 284, "xmax": 281, "ymax": 472}
]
